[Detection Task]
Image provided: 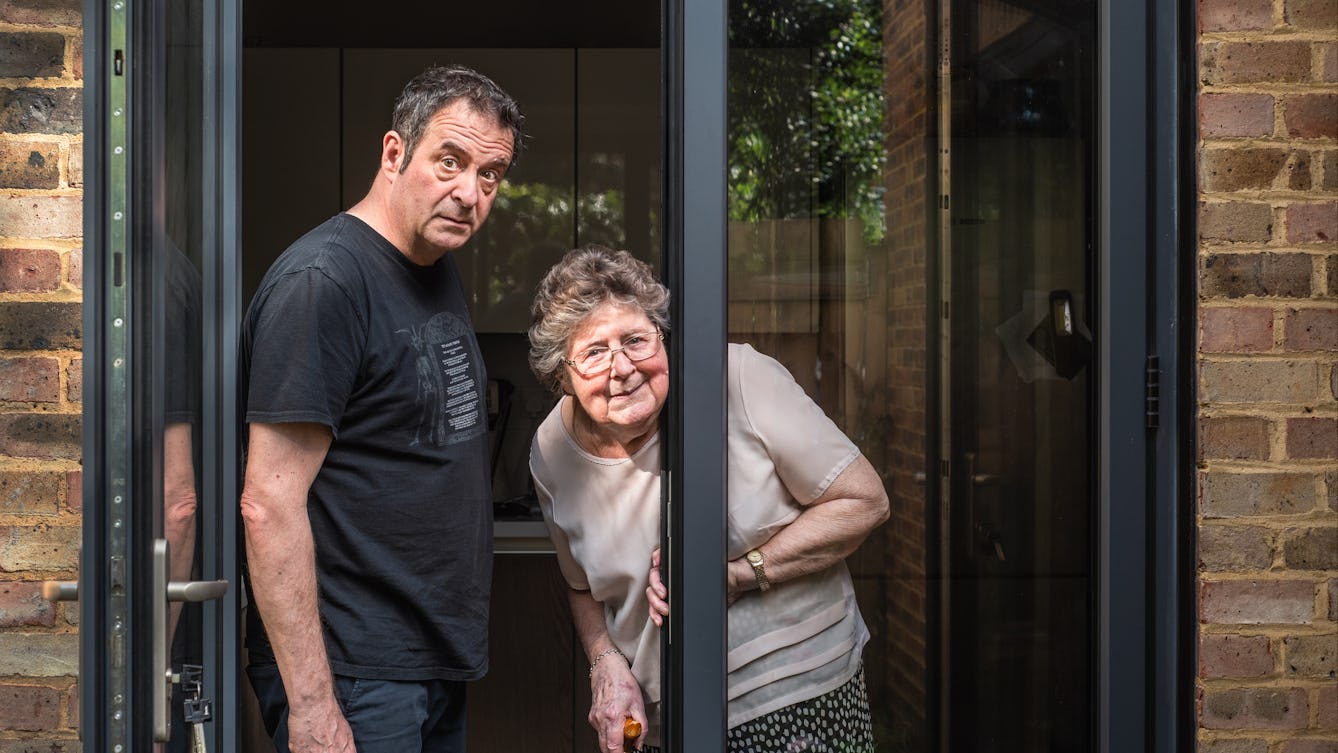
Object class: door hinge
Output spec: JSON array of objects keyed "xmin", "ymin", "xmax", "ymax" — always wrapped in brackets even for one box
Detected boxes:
[{"xmin": 1145, "ymin": 355, "xmax": 1160, "ymax": 430}]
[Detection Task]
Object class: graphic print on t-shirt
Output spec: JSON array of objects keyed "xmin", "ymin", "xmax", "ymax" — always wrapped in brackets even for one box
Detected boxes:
[{"xmin": 399, "ymin": 311, "xmax": 486, "ymax": 448}]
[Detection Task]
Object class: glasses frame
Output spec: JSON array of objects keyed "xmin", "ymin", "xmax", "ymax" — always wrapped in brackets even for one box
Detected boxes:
[{"xmin": 564, "ymin": 329, "xmax": 665, "ymax": 376}]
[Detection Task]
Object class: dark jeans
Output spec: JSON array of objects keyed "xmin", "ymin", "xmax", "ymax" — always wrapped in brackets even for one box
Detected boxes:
[{"xmin": 247, "ymin": 661, "xmax": 466, "ymax": 753}]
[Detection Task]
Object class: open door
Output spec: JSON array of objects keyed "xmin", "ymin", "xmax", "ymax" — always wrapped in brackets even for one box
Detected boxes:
[{"xmin": 70, "ymin": 0, "xmax": 241, "ymax": 749}]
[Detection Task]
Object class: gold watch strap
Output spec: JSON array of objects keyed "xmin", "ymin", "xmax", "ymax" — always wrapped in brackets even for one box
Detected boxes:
[{"xmin": 746, "ymin": 549, "xmax": 770, "ymax": 592}]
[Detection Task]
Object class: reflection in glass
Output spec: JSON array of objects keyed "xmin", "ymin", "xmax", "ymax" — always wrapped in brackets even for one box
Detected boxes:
[
  {"xmin": 162, "ymin": 0, "xmax": 205, "ymax": 749},
  {"xmin": 726, "ymin": 0, "xmax": 1096, "ymax": 750}
]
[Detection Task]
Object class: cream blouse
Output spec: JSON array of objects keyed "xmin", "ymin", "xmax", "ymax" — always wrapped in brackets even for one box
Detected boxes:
[{"xmin": 530, "ymin": 343, "xmax": 869, "ymax": 740}]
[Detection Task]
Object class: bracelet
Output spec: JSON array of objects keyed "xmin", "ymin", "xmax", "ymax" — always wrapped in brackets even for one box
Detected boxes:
[{"xmin": 588, "ymin": 647, "xmax": 629, "ymax": 678}]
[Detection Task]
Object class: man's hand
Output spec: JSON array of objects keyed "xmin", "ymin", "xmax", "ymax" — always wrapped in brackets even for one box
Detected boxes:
[{"xmin": 287, "ymin": 697, "xmax": 357, "ymax": 753}]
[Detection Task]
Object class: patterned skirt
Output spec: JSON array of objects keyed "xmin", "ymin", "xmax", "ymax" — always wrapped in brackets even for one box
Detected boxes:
[{"xmin": 639, "ymin": 667, "xmax": 874, "ymax": 753}]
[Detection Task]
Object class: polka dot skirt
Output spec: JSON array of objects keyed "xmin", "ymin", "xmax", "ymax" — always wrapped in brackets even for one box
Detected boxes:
[
  {"xmin": 727, "ymin": 667, "xmax": 875, "ymax": 753},
  {"xmin": 636, "ymin": 668, "xmax": 874, "ymax": 753}
]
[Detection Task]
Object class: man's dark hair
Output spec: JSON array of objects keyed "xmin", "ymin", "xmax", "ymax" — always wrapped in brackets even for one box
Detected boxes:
[{"xmin": 391, "ymin": 65, "xmax": 526, "ymax": 172}]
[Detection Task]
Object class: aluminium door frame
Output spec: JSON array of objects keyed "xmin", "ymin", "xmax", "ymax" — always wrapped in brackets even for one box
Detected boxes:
[
  {"xmin": 81, "ymin": 0, "xmax": 244, "ymax": 748},
  {"xmin": 663, "ymin": 1, "xmax": 1192, "ymax": 752}
]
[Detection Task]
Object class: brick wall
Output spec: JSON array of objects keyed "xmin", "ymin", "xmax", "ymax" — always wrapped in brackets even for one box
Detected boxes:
[
  {"xmin": 0, "ymin": 1, "xmax": 84, "ymax": 749},
  {"xmin": 1196, "ymin": 1, "xmax": 1338, "ymax": 751},
  {"xmin": 881, "ymin": 0, "xmax": 931, "ymax": 747}
]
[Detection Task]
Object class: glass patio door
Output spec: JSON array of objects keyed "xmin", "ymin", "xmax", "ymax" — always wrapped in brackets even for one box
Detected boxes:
[
  {"xmin": 939, "ymin": 1, "xmax": 1096, "ymax": 750},
  {"xmin": 670, "ymin": 0, "xmax": 1151, "ymax": 750},
  {"xmin": 77, "ymin": 0, "xmax": 241, "ymax": 749}
]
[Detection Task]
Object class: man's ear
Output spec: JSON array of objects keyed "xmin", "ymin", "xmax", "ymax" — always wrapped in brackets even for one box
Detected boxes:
[{"xmin": 381, "ymin": 130, "xmax": 406, "ymax": 176}]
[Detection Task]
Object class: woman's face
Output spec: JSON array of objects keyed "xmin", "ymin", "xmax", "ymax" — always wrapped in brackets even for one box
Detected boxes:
[{"xmin": 565, "ymin": 302, "xmax": 669, "ymax": 440}]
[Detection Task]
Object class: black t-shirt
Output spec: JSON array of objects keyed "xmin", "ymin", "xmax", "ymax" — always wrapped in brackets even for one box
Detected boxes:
[{"xmin": 240, "ymin": 213, "xmax": 493, "ymax": 681}]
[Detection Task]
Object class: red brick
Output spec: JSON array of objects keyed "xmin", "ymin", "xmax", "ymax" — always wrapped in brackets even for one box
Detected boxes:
[
  {"xmin": 0, "ymin": 742, "xmax": 77, "ymax": 753},
  {"xmin": 63, "ymin": 470, "xmax": 79, "ymax": 514},
  {"xmin": 1199, "ymin": 0, "xmax": 1274, "ymax": 31},
  {"xmin": 1330, "ymin": 252, "xmax": 1337, "ymax": 297},
  {"xmin": 69, "ymin": 34, "xmax": 81, "ymax": 81},
  {"xmin": 1286, "ymin": 417, "xmax": 1337, "ymax": 459},
  {"xmin": 1201, "ymin": 415, "xmax": 1272, "ymax": 460},
  {"xmin": 0, "ymin": 683, "xmax": 60, "ymax": 731},
  {"xmin": 1331, "ymin": 578, "xmax": 1337, "ymax": 622},
  {"xmin": 1281, "ymin": 741, "xmax": 1338, "ymax": 753},
  {"xmin": 1286, "ymin": 150, "xmax": 1313, "ymax": 190},
  {"xmin": 1201, "ymin": 202, "xmax": 1275, "ymax": 243},
  {"xmin": 1199, "ymin": 524, "xmax": 1273, "ymax": 570},
  {"xmin": 1201, "ymin": 687, "xmax": 1308, "ymax": 729},
  {"xmin": 0, "ymin": 472, "xmax": 60, "ymax": 516},
  {"xmin": 67, "ymin": 141, "xmax": 81, "ymax": 186},
  {"xmin": 1282, "ymin": 526, "xmax": 1338, "ymax": 569},
  {"xmin": 1201, "ymin": 307, "xmax": 1275, "ymax": 352},
  {"xmin": 1201, "ymin": 580, "xmax": 1316, "ymax": 624},
  {"xmin": 1284, "ymin": 0, "xmax": 1338, "ymax": 29},
  {"xmin": 0, "ymin": 414, "xmax": 80, "ymax": 460},
  {"xmin": 1200, "ymin": 359, "xmax": 1318, "ymax": 403},
  {"xmin": 0, "ymin": 524, "xmax": 81, "ymax": 571},
  {"xmin": 1200, "ymin": 740, "xmax": 1268, "ymax": 753},
  {"xmin": 1201, "ymin": 253, "xmax": 1313, "ymax": 298},
  {"xmin": 1200, "ymin": 93, "xmax": 1275, "ymax": 138},
  {"xmin": 0, "ymin": 194, "xmax": 81, "ymax": 240},
  {"xmin": 1200, "ymin": 471, "xmax": 1321, "ymax": 517},
  {"xmin": 0, "ymin": 357, "xmax": 59, "ymax": 403},
  {"xmin": 0, "ymin": 140, "xmax": 60, "ymax": 189},
  {"xmin": 0, "ymin": 0, "xmax": 81, "ymax": 27},
  {"xmin": 1284, "ymin": 308, "xmax": 1338, "ymax": 351},
  {"xmin": 1200, "ymin": 633, "xmax": 1274, "ymax": 678},
  {"xmin": 1202, "ymin": 147, "xmax": 1290, "ymax": 191},
  {"xmin": 1325, "ymin": 151, "xmax": 1338, "ymax": 192},
  {"xmin": 1282, "ymin": 634, "xmax": 1337, "ymax": 677},
  {"xmin": 65, "ymin": 357, "xmax": 80, "ymax": 403},
  {"xmin": 0, "ymin": 32, "xmax": 64, "ymax": 79},
  {"xmin": 1287, "ymin": 202, "xmax": 1338, "ymax": 244},
  {"xmin": 66, "ymin": 247, "xmax": 80, "ymax": 288},
  {"xmin": 1201, "ymin": 41, "xmax": 1314, "ymax": 85},
  {"xmin": 1317, "ymin": 682, "xmax": 1337, "ymax": 728},
  {"xmin": 0, "ymin": 248, "xmax": 60, "ymax": 292},
  {"xmin": 1284, "ymin": 94, "xmax": 1338, "ymax": 138},
  {"xmin": 1326, "ymin": 41, "xmax": 1338, "ymax": 83},
  {"xmin": 0, "ymin": 582, "xmax": 55, "ymax": 627},
  {"xmin": 0, "ymin": 301, "xmax": 81, "ymax": 349},
  {"xmin": 0, "ymin": 87, "xmax": 81, "ymax": 135}
]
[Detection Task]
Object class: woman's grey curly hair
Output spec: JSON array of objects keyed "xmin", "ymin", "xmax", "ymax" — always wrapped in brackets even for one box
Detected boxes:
[{"xmin": 527, "ymin": 245, "xmax": 670, "ymax": 395}]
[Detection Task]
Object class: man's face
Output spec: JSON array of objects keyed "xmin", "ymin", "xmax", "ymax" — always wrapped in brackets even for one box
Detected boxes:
[{"xmin": 387, "ymin": 100, "xmax": 515, "ymax": 257}]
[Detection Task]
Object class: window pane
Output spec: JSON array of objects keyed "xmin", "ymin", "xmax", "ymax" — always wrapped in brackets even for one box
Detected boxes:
[{"xmin": 725, "ymin": 0, "xmax": 1096, "ymax": 749}]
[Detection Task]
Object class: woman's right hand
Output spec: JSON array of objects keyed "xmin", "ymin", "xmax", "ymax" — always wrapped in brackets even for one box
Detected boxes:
[
  {"xmin": 589, "ymin": 658, "xmax": 647, "ymax": 751},
  {"xmin": 646, "ymin": 547, "xmax": 669, "ymax": 627}
]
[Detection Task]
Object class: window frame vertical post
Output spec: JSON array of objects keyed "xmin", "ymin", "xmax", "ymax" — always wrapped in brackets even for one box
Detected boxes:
[{"xmin": 663, "ymin": 0, "xmax": 729, "ymax": 751}]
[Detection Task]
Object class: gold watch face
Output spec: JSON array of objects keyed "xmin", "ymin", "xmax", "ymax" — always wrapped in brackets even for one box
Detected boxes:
[{"xmin": 747, "ymin": 550, "xmax": 763, "ymax": 566}]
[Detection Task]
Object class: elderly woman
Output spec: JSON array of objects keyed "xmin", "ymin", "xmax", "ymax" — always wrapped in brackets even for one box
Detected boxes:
[{"xmin": 527, "ymin": 245, "xmax": 889, "ymax": 752}]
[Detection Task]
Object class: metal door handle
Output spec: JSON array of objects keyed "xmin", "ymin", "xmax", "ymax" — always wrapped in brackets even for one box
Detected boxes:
[
  {"xmin": 154, "ymin": 539, "xmax": 228, "ymax": 742},
  {"xmin": 41, "ymin": 581, "xmax": 79, "ymax": 601}
]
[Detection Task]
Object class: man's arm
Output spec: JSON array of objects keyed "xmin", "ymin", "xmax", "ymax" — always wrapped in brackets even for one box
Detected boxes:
[{"xmin": 239, "ymin": 422, "xmax": 354, "ymax": 753}]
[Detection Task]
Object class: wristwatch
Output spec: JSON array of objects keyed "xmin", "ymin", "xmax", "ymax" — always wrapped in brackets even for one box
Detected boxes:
[{"xmin": 745, "ymin": 548, "xmax": 770, "ymax": 592}]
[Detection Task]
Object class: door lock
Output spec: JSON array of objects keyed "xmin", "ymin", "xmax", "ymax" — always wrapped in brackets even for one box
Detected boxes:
[{"xmin": 153, "ymin": 539, "xmax": 228, "ymax": 743}]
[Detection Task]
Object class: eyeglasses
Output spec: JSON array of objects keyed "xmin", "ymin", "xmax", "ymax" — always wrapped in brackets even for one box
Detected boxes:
[{"xmin": 565, "ymin": 330, "xmax": 664, "ymax": 376}]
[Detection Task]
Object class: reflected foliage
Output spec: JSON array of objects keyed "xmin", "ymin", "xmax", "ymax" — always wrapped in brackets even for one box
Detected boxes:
[{"xmin": 729, "ymin": 0, "xmax": 886, "ymax": 243}]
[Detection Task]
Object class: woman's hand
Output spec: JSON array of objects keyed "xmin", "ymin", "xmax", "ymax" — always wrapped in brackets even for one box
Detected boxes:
[
  {"xmin": 646, "ymin": 547, "xmax": 669, "ymax": 626},
  {"xmin": 649, "ymin": 546, "xmax": 748, "ymax": 625},
  {"xmin": 589, "ymin": 657, "xmax": 648, "ymax": 751}
]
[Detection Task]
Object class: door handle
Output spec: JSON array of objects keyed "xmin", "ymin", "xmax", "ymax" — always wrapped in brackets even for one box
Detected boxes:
[{"xmin": 153, "ymin": 538, "xmax": 228, "ymax": 743}]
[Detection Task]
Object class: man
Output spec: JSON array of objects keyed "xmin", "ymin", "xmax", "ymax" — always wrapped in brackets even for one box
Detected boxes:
[{"xmin": 239, "ymin": 65, "xmax": 524, "ymax": 753}]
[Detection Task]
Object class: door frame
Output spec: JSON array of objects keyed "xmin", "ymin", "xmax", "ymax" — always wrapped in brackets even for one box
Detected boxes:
[
  {"xmin": 78, "ymin": 0, "xmax": 1188, "ymax": 748},
  {"xmin": 662, "ymin": 0, "xmax": 1192, "ymax": 751},
  {"xmin": 81, "ymin": 0, "xmax": 244, "ymax": 747}
]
